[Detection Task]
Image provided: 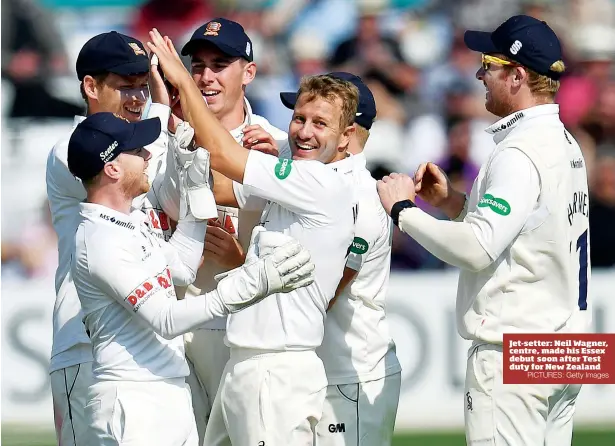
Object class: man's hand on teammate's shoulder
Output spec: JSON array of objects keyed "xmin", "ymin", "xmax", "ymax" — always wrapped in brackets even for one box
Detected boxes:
[
  {"xmin": 242, "ymin": 124, "xmax": 279, "ymax": 156},
  {"xmin": 377, "ymin": 172, "xmax": 416, "ymax": 216},
  {"xmin": 204, "ymin": 219, "xmax": 246, "ymax": 269}
]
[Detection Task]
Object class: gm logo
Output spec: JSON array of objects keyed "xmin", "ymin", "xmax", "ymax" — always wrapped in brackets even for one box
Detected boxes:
[{"xmin": 328, "ymin": 423, "xmax": 345, "ymax": 433}]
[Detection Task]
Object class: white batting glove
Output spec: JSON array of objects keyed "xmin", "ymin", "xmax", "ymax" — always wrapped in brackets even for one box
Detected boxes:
[{"xmin": 212, "ymin": 226, "xmax": 315, "ymax": 313}]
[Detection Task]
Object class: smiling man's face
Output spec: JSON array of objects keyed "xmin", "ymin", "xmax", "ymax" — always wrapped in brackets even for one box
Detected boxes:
[
  {"xmin": 289, "ymin": 93, "xmax": 349, "ymax": 164},
  {"xmin": 190, "ymin": 45, "xmax": 252, "ymax": 119},
  {"xmin": 94, "ymin": 73, "xmax": 150, "ymax": 122}
]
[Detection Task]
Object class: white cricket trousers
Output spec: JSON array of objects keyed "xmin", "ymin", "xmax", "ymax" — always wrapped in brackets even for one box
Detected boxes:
[
  {"xmin": 184, "ymin": 329, "xmax": 230, "ymax": 443},
  {"xmin": 315, "ymin": 372, "xmax": 401, "ymax": 446},
  {"xmin": 51, "ymin": 362, "xmax": 92, "ymax": 446},
  {"xmin": 465, "ymin": 343, "xmax": 583, "ymax": 446},
  {"xmin": 204, "ymin": 348, "xmax": 328, "ymax": 446},
  {"xmin": 84, "ymin": 377, "xmax": 198, "ymax": 446}
]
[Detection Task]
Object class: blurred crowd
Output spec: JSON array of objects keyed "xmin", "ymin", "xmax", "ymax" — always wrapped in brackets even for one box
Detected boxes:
[{"xmin": 2, "ymin": 0, "xmax": 615, "ymax": 281}]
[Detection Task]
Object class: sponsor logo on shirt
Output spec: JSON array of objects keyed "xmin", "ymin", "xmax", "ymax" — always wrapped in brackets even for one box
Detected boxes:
[
  {"xmin": 570, "ymin": 158, "xmax": 584, "ymax": 169},
  {"xmin": 126, "ymin": 268, "xmax": 173, "ymax": 312},
  {"xmin": 274, "ymin": 158, "xmax": 292, "ymax": 180},
  {"xmin": 142, "ymin": 208, "xmax": 172, "ymax": 241},
  {"xmin": 489, "ymin": 112, "xmax": 524, "ymax": 133},
  {"xmin": 350, "ymin": 236, "xmax": 368, "ymax": 254},
  {"xmin": 478, "ymin": 194, "xmax": 511, "ymax": 216},
  {"xmin": 99, "ymin": 213, "xmax": 136, "ymax": 230}
]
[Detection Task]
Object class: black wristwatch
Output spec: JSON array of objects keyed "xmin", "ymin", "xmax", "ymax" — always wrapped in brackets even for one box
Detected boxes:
[{"xmin": 391, "ymin": 200, "xmax": 416, "ymax": 227}]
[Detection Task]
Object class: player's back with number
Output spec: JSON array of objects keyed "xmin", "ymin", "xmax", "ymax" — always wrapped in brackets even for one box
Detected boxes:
[
  {"xmin": 458, "ymin": 112, "xmax": 591, "ymax": 343},
  {"xmin": 563, "ymin": 127, "xmax": 591, "ymax": 330}
]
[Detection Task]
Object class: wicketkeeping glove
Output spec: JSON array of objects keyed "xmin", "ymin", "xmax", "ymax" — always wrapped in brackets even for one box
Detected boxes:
[
  {"xmin": 171, "ymin": 121, "xmax": 217, "ymax": 220},
  {"xmin": 212, "ymin": 226, "xmax": 316, "ymax": 313}
]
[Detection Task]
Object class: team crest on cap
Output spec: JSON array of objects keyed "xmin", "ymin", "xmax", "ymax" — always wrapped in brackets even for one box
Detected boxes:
[
  {"xmin": 128, "ymin": 42, "xmax": 146, "ymax": 56},
  {"xmin": 204, "ymin": 22, "xmax": 221, "ymax": 36}
]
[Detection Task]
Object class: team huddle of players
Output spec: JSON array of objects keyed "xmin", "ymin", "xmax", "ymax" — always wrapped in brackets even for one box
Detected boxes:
[{"xmin": 47, "ymin": 14, "xmax": 591, "ymax": 446}]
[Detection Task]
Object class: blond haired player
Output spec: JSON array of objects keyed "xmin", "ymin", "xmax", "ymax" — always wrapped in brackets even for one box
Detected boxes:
[
  {"xmin": 377, "ymin": 15, "xmax": 590, "ymax": 446},
  {"xmin": 68, "ymin": 112, "xmax": 315, "ymax": 446},
  {"xmin": 148, "ymin": 29, "xmax": 360, "ymax": 445},
  {"xmin": 169, "ymin": 18, "xmax": 288, "ymax": 441},
  {"xmin": 281, "ymin": 72, "xmax": 402, "ymax": 446}
]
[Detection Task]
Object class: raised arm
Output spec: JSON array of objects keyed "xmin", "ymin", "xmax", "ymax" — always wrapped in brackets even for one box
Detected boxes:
[{"xmin": 146, "ymin": 29, "xmax": 249, "ymax": 184}]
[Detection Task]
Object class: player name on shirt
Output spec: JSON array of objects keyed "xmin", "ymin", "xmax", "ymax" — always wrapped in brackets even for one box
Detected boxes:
[{"xmin": 567, "ymin": 191, "xmax": 589, "ymax": 226}]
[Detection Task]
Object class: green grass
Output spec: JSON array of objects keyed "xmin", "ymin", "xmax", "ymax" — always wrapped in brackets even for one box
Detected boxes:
[{"xmin": 2, "ymin": 426, "xmax": 614, "ymax": 446}]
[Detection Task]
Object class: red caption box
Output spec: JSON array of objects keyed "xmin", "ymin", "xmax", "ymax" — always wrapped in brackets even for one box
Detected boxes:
[{"xmin": 503, "ymin": 333, "xmax": 615, "ymax": 385}]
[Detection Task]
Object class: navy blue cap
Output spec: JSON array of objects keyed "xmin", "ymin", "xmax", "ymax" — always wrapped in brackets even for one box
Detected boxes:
[
  {"xmin": 68, "ymin": 113, "xmax": 161, "ymax": 182},
  {"xmin": 76, "ymin": 31, "xmax": 150, "ymax": 81},
  {"xmin": 279, "ymin": 72, "xmax": 377, "ymax": 130},
  {"xmin": 464, "ymin": 15, "xmax": 563, "ymax": 80},
  {"xmin": 181, "ymin": 18, "xmax": 253, "ymax": 61}
]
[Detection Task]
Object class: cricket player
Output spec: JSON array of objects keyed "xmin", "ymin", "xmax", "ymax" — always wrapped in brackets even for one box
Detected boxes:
[
  {"xmin": 68, "ymin": 112, "xmax": 315, "ymax": 446},
  {"xmin": 172, "ymin": 18, "xmax": 288, "ymax": 440},
  {"xmin": 376, "ymin": 16, "xmax": 590, "ymax": 446},
  {"xmin": 45, "ymin": 31, "xmax": 181, "ymax": 446},
  {"xmin": 147, "ymin": 30, "xmax": 359, "ymax": 445},
  {"xmin": 280, "ymin": 72, "xmax": 402, "ymax": 446}
]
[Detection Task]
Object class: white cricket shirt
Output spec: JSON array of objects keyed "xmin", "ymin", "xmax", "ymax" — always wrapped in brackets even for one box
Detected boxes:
[
  {"xmin": 175, "ymin": 99, "xmax": 288, "ymax": 330},
  {"xmin": 316, "ymin": 153, "xmax": 401, "ymax": 384},
  {"xmin": 72, "ymin": 203, "xmax": 211, "ymax": 381},
  {"xmin": 456, "ymin": 104, "xmax": 591, "ymax": 343},
  {"xmin": 225, "ymin": 150, "xmax": 357, "ymax": 351},
  {"xmin": 46, "ymin": 104, "xmax": 172, "ymax": 373}
]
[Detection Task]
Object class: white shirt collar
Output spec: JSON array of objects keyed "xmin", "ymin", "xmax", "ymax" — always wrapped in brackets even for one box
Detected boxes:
[
  {"xmin": 485, "ymin": 104, "xmax": 560, "ymax": 144},
  {"xmin": 352, "ymin": 152, "xmax": 367, "ymax": 169},
  {"xmin": 328, "ymin": 153, "xmax": 355, "ymax": 175},
  {"xmin": 73, "ymin": 115, "xmax": 86, "ymax": 128},
  {"xmin": 80, "ymin": 202, "xmax": 139, "ymax": 230},
  {"xmin": 229, "ymin": 97, "xmax": 253, "ymax": 140}
]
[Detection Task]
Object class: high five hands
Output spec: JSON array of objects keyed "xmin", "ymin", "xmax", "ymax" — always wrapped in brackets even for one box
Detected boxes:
[{"xmin": 146, "ymin": 28, "xmax": 192, "ymax": 90}]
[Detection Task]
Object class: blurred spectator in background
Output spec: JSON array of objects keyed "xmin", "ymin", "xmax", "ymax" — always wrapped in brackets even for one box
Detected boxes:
[
  {"xmin": 588, "ymin": 150, "xmax": 615, "ymax": 268},
  {"xmin": 581, "ymin": 80, "xmax": 615, "ymax": 154},
  {"xmin": 1, "ymin": 199, "xmax": 57, "ymax": 280},
  {"xmin": 361, "ymin": 76, "xmax": 407, "ymax": 179},
  {"xmin": 420, "ymin": 33, "xmax": 484, "ymax": 113},
  {"xmin": 2, "ymin": 0, "xmax": 614, "ymax": 272},
  {"xmin": 260, "ymin": 0, "xmax": 357, "ymax": 54},
  {"xmin": 1, "ymin": 0, "xmax": 83, "ymax": 118},
  {"xmin": 437, "ymin": 119, "xmax": 480, "ymax": 196},
  {"xmin": 248, "ymin": 29, "xmax": 329, "ymax": 130},
  {"xmin": 129, "ymin": 0, "xmax": 214, "ymax": 47},
  {"xmin": 402, "ymin": 79, "xmax": 493, "ymax": 176},
  {"xmin": 329, "ymin": 0, "xmax": 421, "ymax": 112}
]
